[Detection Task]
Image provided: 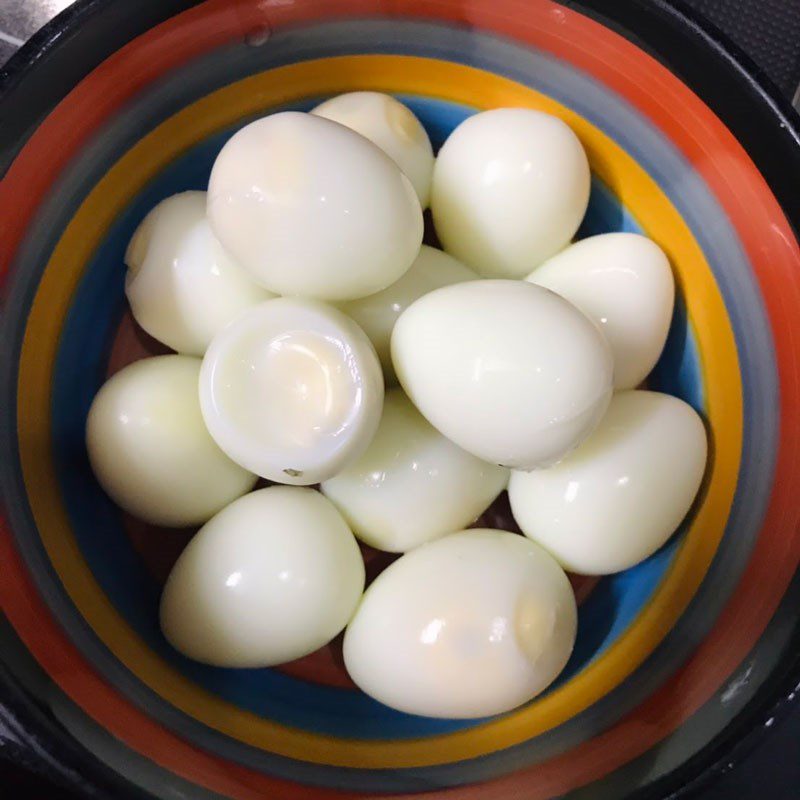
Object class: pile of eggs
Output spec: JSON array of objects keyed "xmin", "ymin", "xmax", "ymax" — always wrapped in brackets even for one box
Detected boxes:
[{"xmin": 86, "ymin": 93, "xmax": 707, "ymax": 719}]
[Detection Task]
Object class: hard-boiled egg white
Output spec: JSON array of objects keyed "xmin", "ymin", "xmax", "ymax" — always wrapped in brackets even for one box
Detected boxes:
[
  {"xmin": 312, "ymin": 92, "xmax": 434, "ymax": 207},
  {"xmin": 391, "ymin": 280, "xmax": 613, "ymax": 469},
  {"xmin": 508, "ymin": 390, "xmax": 707, "ymax": 575},
  {"xmin": 321, "ymin": 389, "xmax": 509, "ymax": 552},
  {"xmin": 343, "ymin": 529, "xmax": 577, "ymax": 718},
  {"xmin": 199, "ymin": 298, "xmax": 384, "ymax": 485},
  {"xmin": 527, "ymin": 233, "xmax": 674, "ymax": 389},
  {"xmin": 431, "ymin": 108, "xmax": 590, "ymax": 278},
  {"xmin": 86, "ymin": 355, "xmax": 256, "ymax": 526},
  {"xmin": 337, "ymin": 245, "xmax": 478, "ymax": 384},
  {"xmin": 124, "ymin": 191, "xmax": 275, "ymax": 356},
  {"xmin": 207, "ymin": 111, "xmax": 423, "ymax": 300},
  {"xmin": 160, "ymin": 487, "xmax": 365, "ymax": 667}
]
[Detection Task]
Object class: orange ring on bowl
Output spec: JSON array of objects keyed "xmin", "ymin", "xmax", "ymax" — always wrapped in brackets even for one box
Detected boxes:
[{"xmin": 0, "ymin": 0, "xmax": 798, "ymax": 797}]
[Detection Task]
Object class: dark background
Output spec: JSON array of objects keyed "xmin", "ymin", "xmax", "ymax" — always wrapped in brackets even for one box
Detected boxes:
[{"xmin": 1, "ymin": 0, "xmax": 798, "ymax": 797}]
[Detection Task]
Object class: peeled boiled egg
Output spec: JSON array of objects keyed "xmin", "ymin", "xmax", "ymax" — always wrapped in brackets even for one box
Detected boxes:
[
  {"xmin": 86, "ymin": 356, "xmax": 256, "ymax": 526},
  {"xmin": 124, "ymin": 191, "xmax": 275, "ymax": 356},
  {"xmin": 508, "ymin": 390, "xmax": 707, "ymax": 575},
  {"xmin": 207, "ymin": 111, "xmax": 423, "ymax": 300},
  {"xmin": 527, "ymin": 233, "xmax": 674, "ymax": 389},
  {"xmin": 343, "ymin": 529, "xmax": 577, "ymax": 718},
  {"xmin": 431, "ymin": 108, "xmax": 590, "ymax": 278},
  {"xmin": 321, "ymin": 389, "xmax": 508, "ymax": 552},
  {"xmin": 160, "ymin": 486, "xmax": 365, "ymax": 667},
  {"xmin": 199, "ymin": 298, "xmax": 384, "ymax": 485},
  {"xmin": 312, "ymin": 92, "xmax": 434, "ymax": 207},
  {"xmin": 337, "ymin": 245, "xmax": 478, "ymax": 384},
  {"xmin": 391, "ymin": 280, "xmax": 613, "ymax": 469}
]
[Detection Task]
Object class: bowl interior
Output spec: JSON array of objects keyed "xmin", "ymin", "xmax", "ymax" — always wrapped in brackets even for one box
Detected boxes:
[
  {"xmin": 6, "ymin": 6, "xmax": 798, "ymax": 797},
  {"xmin": 50, "ymin": 95, "xmax": 702, "ymax": 739},
  {"xmin": 12, "ymin": 42, "xmax": 741, "ymax": 767}
]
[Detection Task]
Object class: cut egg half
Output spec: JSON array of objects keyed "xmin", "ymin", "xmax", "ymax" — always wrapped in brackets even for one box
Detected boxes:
[{"xmin": 200, "ymin": 298, "xmax": 384, "ymax": 484}]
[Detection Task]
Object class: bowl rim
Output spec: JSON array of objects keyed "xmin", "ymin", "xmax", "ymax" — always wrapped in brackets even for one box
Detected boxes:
[{"xmin": 0, "ymin": 0, "xmax": 798, "ymax": 798}]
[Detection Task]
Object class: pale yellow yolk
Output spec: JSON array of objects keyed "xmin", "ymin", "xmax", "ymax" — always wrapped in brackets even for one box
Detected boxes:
[{"xmin": 218, "ymin": 330, "xmax": 359, "ymax": 457}]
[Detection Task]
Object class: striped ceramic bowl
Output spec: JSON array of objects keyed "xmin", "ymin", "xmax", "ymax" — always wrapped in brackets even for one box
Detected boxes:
[{"xmin": 1, "ymin": 1, "xmax": 799, "ymax": 798}]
